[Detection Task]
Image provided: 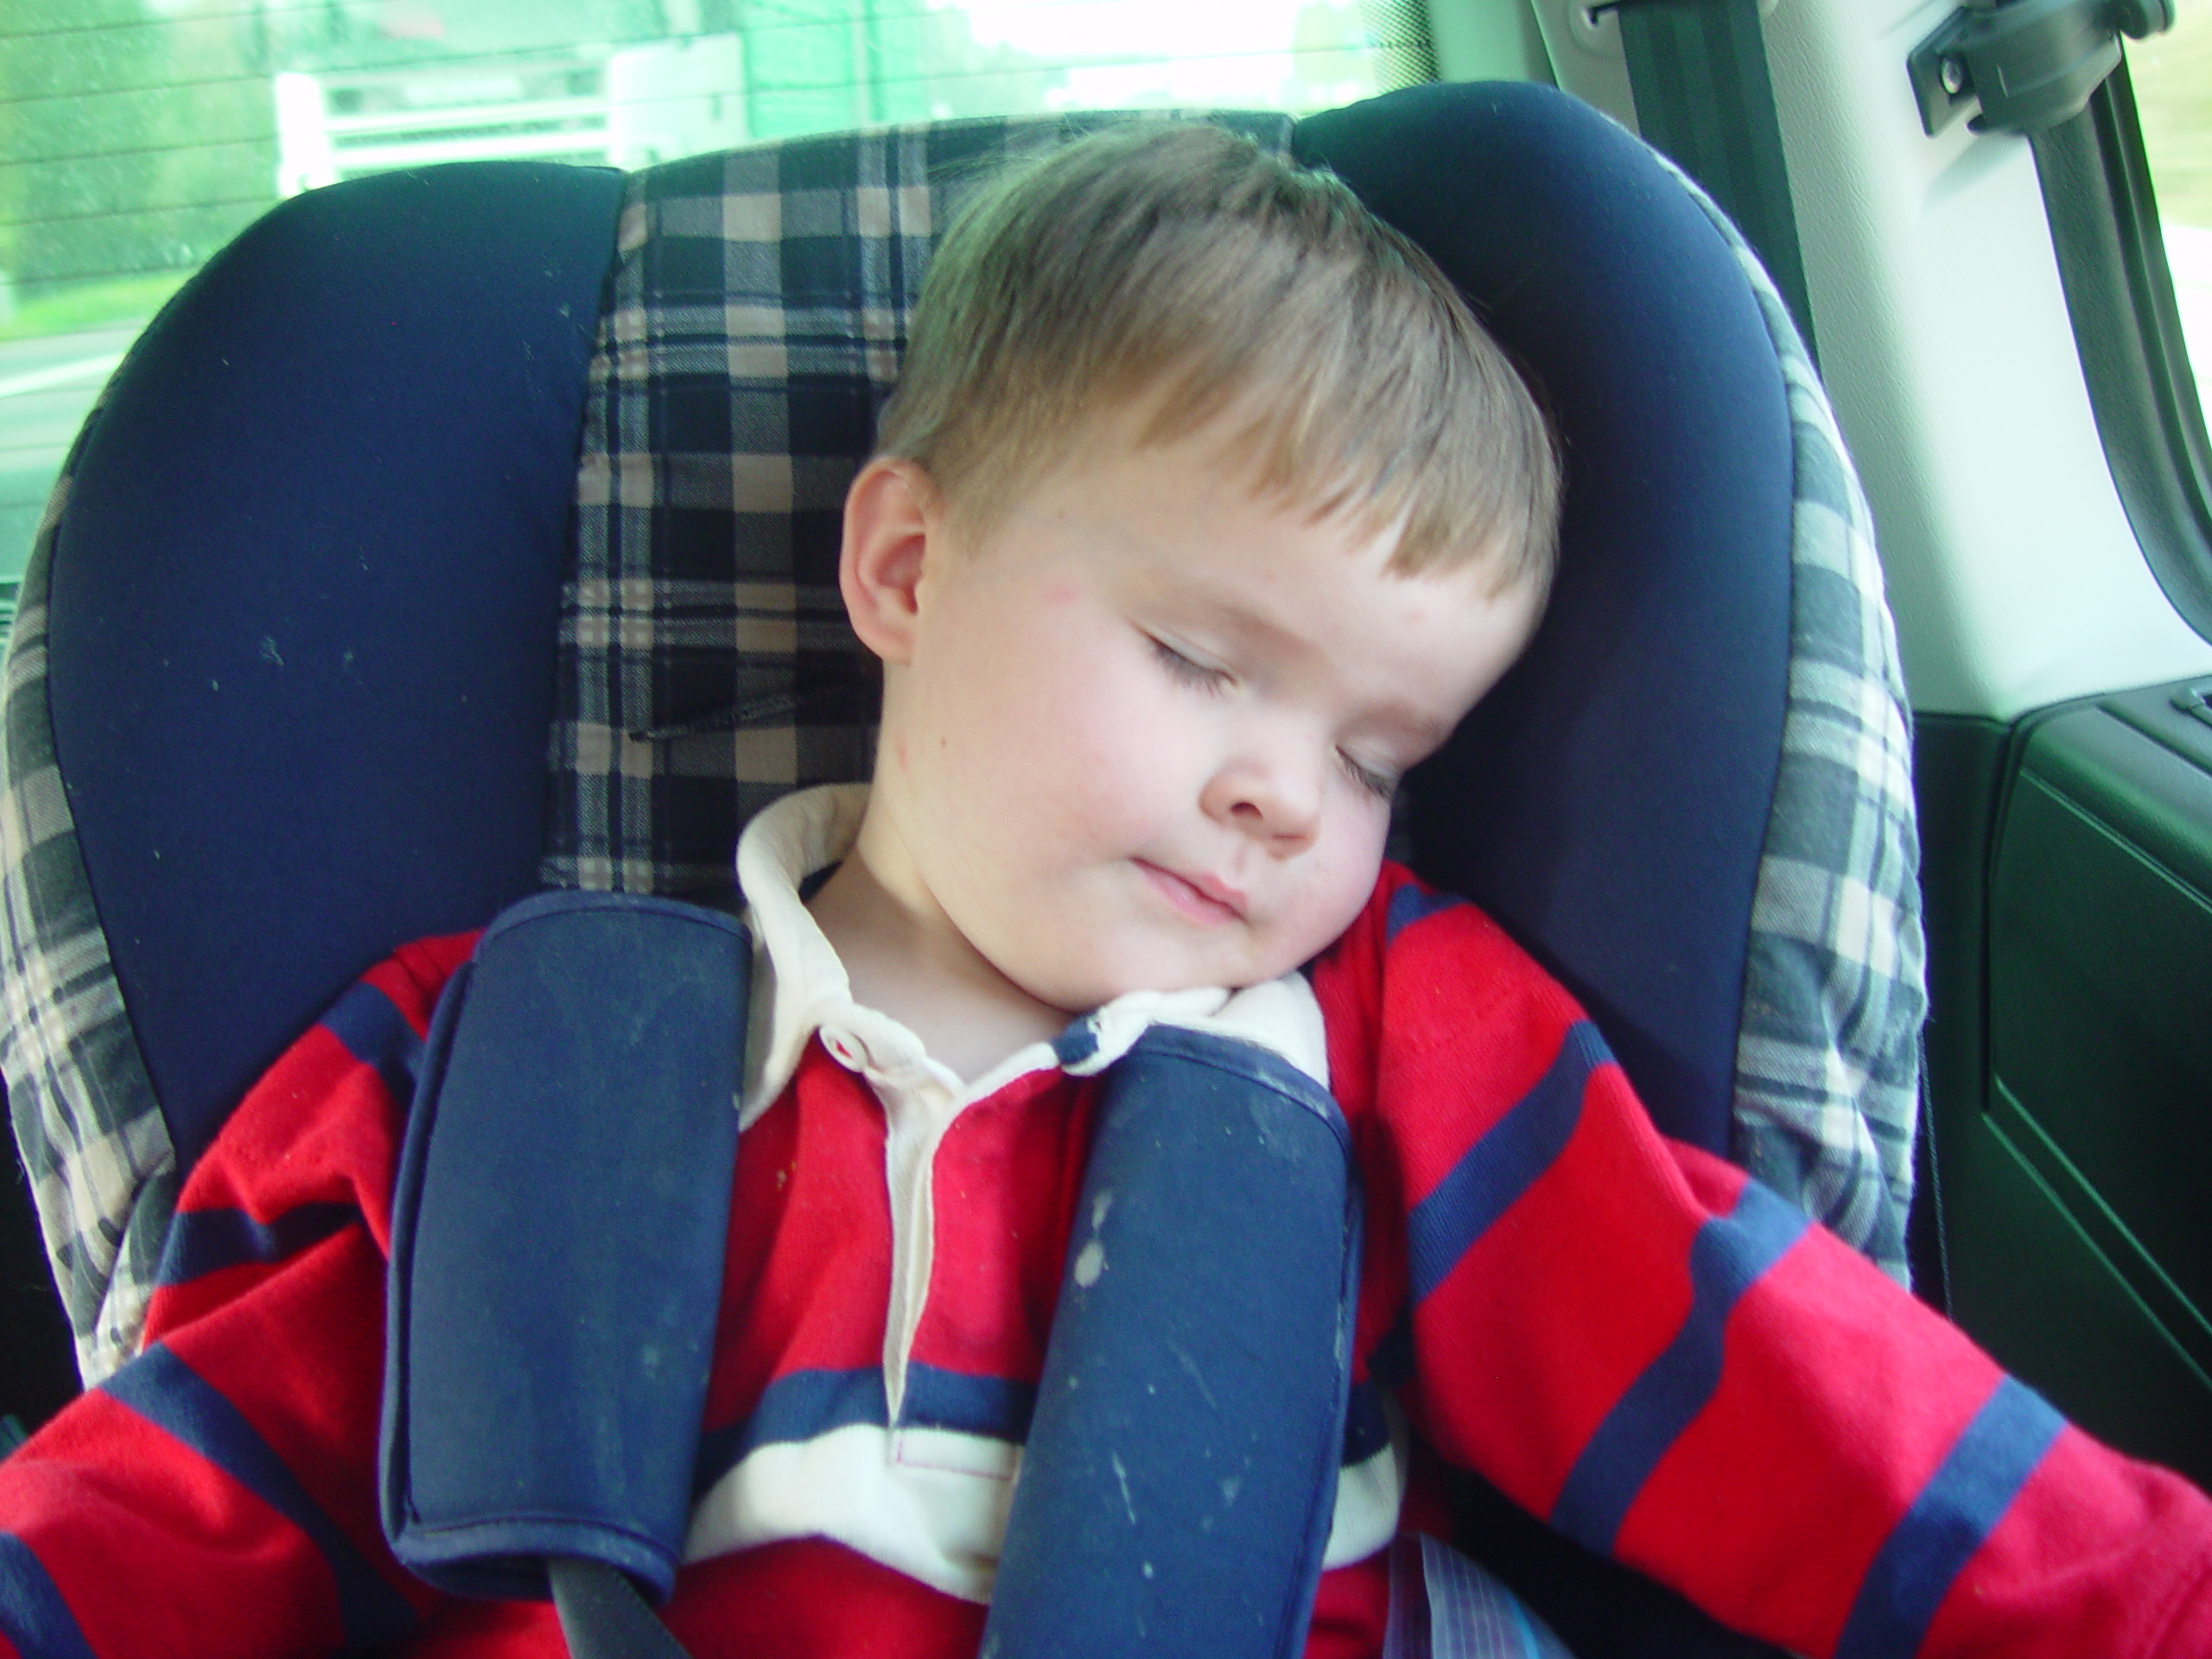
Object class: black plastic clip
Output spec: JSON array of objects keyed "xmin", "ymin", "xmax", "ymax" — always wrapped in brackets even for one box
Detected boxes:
[
  {"xmin": 2168, "ymin": 681, "xmax": 2212, "ymax": 732},
  {"xmin": 1908, "ymin": 0, "xmax": 2173, "ymax": 138}
]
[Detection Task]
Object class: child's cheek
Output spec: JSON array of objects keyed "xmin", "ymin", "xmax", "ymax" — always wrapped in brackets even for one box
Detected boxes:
[
  {"xmin": 1300, "ymin": 805, "xmax": 1391, "ymax": 938},
  {"xmin": 1058, "ymin": 667, "xmax": 1179, "ymax": 829}
]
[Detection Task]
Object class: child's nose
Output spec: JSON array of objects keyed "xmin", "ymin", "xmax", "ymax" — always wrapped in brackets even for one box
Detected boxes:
[{"xmin": 1203, "ymin": 742, "xmax": 1324, "ymax": 851}]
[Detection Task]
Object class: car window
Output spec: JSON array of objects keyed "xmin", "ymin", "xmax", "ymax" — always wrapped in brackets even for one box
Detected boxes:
[
  {"xmin": 0, "ymin": 0, "xmax": 1435, "ymax": 636},
  {"xmin": 2132, "ymin": 0, "xmax": 2209, "ymax": 430}
]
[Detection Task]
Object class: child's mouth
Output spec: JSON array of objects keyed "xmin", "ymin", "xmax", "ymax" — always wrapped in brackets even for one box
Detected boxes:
[{"xmin": 1135, "ymin": 860, "xmax": 1244, "ymax": 924}]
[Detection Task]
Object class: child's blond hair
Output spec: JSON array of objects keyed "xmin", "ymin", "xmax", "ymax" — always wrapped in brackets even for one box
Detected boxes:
[{"xmin": 875, "ymin": 122, "xmax": 1560, "ymax": 595}]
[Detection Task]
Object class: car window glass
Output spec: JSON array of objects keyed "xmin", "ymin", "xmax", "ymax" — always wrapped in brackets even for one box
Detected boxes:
[
  {"xmin": 2131, "ymin": 0, "xmax": 2209, "ymax": 432},
  {"xmin": 0, "ymin": 0, "xmax": 1434, "ymax": 633}
]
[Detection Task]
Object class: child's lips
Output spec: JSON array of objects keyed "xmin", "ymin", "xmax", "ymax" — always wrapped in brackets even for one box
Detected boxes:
[{"xmin": 1135, "ymin": 860, "xmax": 1245, "ymax": 924}]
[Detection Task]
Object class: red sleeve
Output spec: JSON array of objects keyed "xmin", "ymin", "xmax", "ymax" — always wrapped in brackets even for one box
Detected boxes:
[
  {"xmin": 0, "ymin": 934, "xmax": 474, "ymax": 1659},
  {"xmin": 1313, "ymin": 868, "xmax": 2212, "ymax": 1659}
]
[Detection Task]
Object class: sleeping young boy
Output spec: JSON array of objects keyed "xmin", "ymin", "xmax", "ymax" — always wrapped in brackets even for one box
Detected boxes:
[{"xmin": 3, "ymin": 122, "xmax": 2210, "ymax": 1659}]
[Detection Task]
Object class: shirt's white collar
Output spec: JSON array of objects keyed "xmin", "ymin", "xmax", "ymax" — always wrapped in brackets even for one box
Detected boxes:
[{"xmin": 733, "ymin": 785, "xmax": 1330, "ymax": 1124}]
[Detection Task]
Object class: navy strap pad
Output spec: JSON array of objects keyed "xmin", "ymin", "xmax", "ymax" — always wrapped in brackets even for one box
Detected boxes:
[
  {"xmin": 381, "ymin": 912, "xmax": 1357, "ymax": 1643},
  {"xmin": 379, "ymin": 892, "xmax": 749, "ymax": 1603},
  {"xmin": 983, "ymin": 1025, "xmax": 1362, "ymax": 1659}
]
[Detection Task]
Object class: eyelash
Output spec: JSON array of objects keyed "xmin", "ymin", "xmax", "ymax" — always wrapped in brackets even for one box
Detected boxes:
[
  {"xmin": 1341, "ymin": 755, "xmax": 1399, "ymax": 804},
  {"xmin": 1150, "ymin": 636, "xmax": 1228, "ymax": 693},
  {"xmin": 1149, "ymin": 637, "xmax": 1398, "ymax": 804}
]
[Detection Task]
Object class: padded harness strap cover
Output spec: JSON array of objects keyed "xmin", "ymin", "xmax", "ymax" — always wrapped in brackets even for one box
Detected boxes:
[
  {"xmin": 380, "ymin": 902, "xmax": 1357, "ymax": 1646},
  {"xmin": 380, "ymin": 892, "xmax": 749, "ymax": 1603},
  {"xmin": 982, "ymin": 1026, "xmax": 1361, "ymax": 1659}
]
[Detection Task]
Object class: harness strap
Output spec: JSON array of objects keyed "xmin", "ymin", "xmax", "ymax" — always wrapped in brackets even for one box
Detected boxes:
[
  {"xmin": 549, "ymin": 1558, "xmax": 696, "ymax": 1659},
  {"xmin": 982, "ymin": 1024, "xmax": 1360, "ymax": 1659},
  {"xmin": 380, "ymin": 892, "xmax": 749, "ymax": 1605},
  {"xmin": 381, "ymin": 895, "xmax": 1360, "ymax": 1659}
]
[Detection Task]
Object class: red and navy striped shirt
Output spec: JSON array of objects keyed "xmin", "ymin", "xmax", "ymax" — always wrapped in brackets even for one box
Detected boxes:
[{"xmin": 2, "ymin": 857, "xmax": 2208, "ymax": 1657}]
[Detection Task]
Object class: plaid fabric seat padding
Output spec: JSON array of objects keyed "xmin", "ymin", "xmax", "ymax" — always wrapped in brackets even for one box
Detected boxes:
[
  {"xmin": 1663, "ymin": 160, "xmax": 1926, "ymax": 1283},
  {"xmin": 0, "ymin": 434, "xmax": 182, "ymax": 1382}
]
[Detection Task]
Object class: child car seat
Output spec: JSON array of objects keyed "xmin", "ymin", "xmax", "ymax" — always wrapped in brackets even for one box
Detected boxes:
[{"xmin": 0, "ymin": 81, "xmax": 1922, "ymax": 1659}]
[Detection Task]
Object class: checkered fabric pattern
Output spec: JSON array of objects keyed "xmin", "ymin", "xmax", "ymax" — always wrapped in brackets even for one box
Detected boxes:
[
  {"xmin": 542, "ymin": 111, "xmax": 1295, "ymax": 895},
  {"xmin": 1667, "ymin": 163, "xmax": 1927, "ymax": 1283},
  {"xmin": 0, "ymin": 103, "xmax": 1925, "ymax": 1379},
  {"xmin": 0, "ymin": 420, "xmax": 181, "ymax": 1384}
]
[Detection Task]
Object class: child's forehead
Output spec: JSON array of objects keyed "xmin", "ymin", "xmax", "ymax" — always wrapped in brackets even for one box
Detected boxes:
[
  {"xmin": 980, "ymin": 395, "xmax": 1385, "ymax": 544},
  {"xmin": 938, "ymin": 391, "xmax": 1543, "ymax": 658}
]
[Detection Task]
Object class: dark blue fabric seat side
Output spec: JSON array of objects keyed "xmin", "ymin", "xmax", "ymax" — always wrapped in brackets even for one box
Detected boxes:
[
  {"xmin": 44, "ymin": 162, "xmax": 626, "ymax": 1168},
  {"xmin": 1296, "ymin": 84, "xmax": 1794, "ymax": 1160}
]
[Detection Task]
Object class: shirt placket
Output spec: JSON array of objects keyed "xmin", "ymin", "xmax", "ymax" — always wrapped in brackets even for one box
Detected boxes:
[{"xmin": 817, "ymin": 1019, "xmax": 967, "ymax": 1428}]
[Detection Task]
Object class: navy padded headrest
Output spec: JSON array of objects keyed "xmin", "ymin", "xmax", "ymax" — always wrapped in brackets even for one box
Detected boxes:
[
  {"xmin": 1297, "ymin": 84, "xmax": 1794, "ymax": 1156},
  {"xmin": 45, "ymin": 162, "xmax": 626, "ymax": 1166}
]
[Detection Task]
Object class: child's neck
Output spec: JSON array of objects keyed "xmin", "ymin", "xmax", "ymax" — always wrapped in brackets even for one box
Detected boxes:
[{"xmin": 804, "ymin": 847, "xmax": 1071, "ymax": 1085}]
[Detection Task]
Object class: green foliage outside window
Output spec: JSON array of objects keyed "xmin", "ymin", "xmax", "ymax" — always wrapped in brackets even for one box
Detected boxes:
[
  {"xmin": 2129, "ymin": 0, "xmax": 2209, "ymax": 432},
  {"xmin": 2133, "ymin": 0, "xmax": 2211, "ymax": 228},
  {"xmin": 0, "ymin": 0, "xmax": 1416, "ymax": 321},
  {"xmin": 1, "ymin": 3, "xmax": 275, "ymax": 308}
]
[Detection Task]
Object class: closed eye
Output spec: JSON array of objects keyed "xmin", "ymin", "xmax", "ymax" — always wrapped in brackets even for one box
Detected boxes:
[
  {"xmin": 1338, "ymin": 751, "xmax": 1398, "ymax": 803},
  {"xmin": 1149, "ymin": 635, "xmax": 1230, "ymax": 693}
]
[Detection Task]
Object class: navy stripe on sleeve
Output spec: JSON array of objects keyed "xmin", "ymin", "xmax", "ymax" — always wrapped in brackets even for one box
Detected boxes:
[
  {"xmin": 1549, "ymin": 1179, "xmax": 1810, "ymax": 1553},
  {"xmin": 1386, "ymin": 883, "xmax": 1463, "ymax": 942},
  {"xmin": 1834, "ymin": 1377, "xmax": 2065, "ymax": 1659},
  {"xmin": 101, "ymin": 1344, "xmax": 415, "ymax": 1651},
  {"xmin": 154, "ymin": 1201, "xmax": 358, "ymax": 1288},
  {"xmin": 318, "ymin": 979, "xmax": 426, "ymax": 1110},
  {"xmin": 1405, "ymin": 1020, "xmax": 1608, "ymax": 1301},
  {"xmin": 0, "ymin": 1534, "xmax": 97, "ymax": 1659}
]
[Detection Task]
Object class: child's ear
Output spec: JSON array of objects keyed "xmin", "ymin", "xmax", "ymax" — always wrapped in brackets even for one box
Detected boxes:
[{"xmin": 839, "ymin": 457, "xmax": 941, "ymax": 665}]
